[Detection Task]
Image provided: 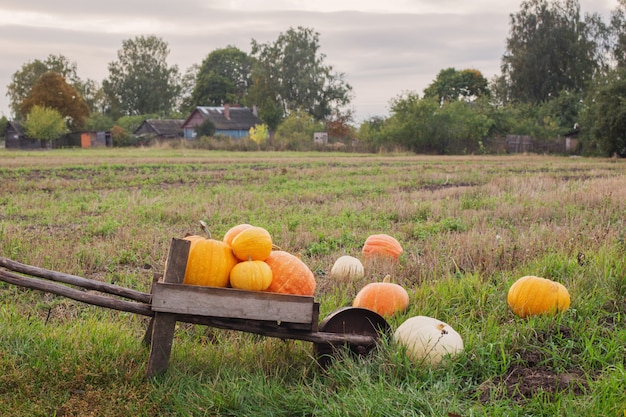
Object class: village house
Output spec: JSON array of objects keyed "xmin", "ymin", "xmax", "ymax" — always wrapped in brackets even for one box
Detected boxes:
[
  {"xmin": 134, "ymin": 119, "xmax": 184, "ymax": 140},
  {"xmin": 181, "ymin": 104, "xmax": 262, "ymax": 139}
]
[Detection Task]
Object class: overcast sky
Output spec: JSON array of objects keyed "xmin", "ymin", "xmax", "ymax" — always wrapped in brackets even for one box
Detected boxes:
[{"xmin": 0, "ymin": 0, "xmax": 617, "ymax": 122}]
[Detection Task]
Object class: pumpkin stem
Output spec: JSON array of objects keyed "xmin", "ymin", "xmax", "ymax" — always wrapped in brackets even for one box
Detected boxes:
[
  {"xmin": 272, "ymin": 244, "xmax": 282, "ymax": 251},
  {"xmin": 383, "ymin": 274, "xmax": 392, "ymax": 283},
  {"xmin": 199, "ymin": 220, "xmax": 212, "ymax": 239}
]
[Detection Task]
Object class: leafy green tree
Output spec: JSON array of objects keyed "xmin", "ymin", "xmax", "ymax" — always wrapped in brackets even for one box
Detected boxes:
[
  {"xmin": 536, "ymin": 90, "xmax": 583, "ymax": 132},
  {"xmin": 7, "ymin": 54, "xmax": 87, "ymax": 119},
  {"xmin": 81, "ymin": 79, "xmax": 109, "ymax": 115},
  {"xmin": 250, "ymin": 26, "xmax": 352, "ymax": 123},
  {"xmin": 498, "ymin": 0, "xmax": 604, "ymax": 104},
  {"xmin": 423, "ymin": 68, "xmax": 489, "ymax": 104},
  {"xmin": 102, "ymin": 35, "xmax": 181, "ymax": 118},
  {"xmin": 357, "ymin": 116, "xmax": 387, "ymax": 152},
  {"xmin": 580, "ymin": 69, "xmax": 626, "ymax": 156},
  {"xmin": 249, "ymin": 124, "xmax": 269, "ymax": 147},
  {"xmin": 0, "ymin": 115, "xmax": 8, "ymax": 145},
  {"xmin": 195, "ymin": 118, "xmax": 216, "ymax": 137},
  {"xmin": 381, "ymin": 93, "xmax": 437, "ymax": 153},
  {"xmin": 610, "ymin": 0, "xmax": 626, "ymax": 68},
  {"xmin": 23, "ymin": 105, "xmax": 67, "ymax": 143},
  {"xmin": 248, "ymin": 67, "xmax": 284, "ymax": 133},
  {"xmin": 494, "ymin": 102, "xmax": 560, "ymax": 140},
  {"xmin": 382, "ymin": 93, "xmax": 494, "ymax": 154},
  {"xmin": 178, "ymin": 64, "xmax": 200, "ymax": 114},
  {"xmin": 191, "ymin": 46, "xmax": 252, "ymax": 107},
  {"xmin": 273, "ymin": 109, "xmax": 325, "ymax": 151},
  {"xmin": 84, "ymin": 114, "xmax": 115, "ymax": 132},
  {"xmin": 20, "ymin": 72, "xmax": 90, "ymax": 130},
  {"xmin": 109, "ymin": 125, "xmax": 131, "ymax": 147}
]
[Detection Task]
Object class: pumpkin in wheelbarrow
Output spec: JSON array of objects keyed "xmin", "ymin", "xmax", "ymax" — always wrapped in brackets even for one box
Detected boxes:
[
  {"xmin": 183, "ymin": 235, "xmax": 238, "ymax": 287},
  {"xmin": 230, "ymin": 226, "xmax": 273, "ymax": 261},
  {"xmin": 230, "ymin": 259, "xmax": 273, "ymax": 291},
  {"xmin": 264, "ymin": 250, "xmax": 316, "ymax": 296}
]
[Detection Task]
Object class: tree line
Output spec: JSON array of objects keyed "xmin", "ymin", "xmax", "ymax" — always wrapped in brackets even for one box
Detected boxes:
[
  {"xmin": 360, "ymin": 0, "xmax": 626, "ymax": 156},
  {"xmin": 4, "ymin": 0, "xmax": 626, "ymax": 156}
]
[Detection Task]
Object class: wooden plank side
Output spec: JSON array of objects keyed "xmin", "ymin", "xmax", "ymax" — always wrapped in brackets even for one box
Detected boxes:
[
  {"xmin": 161, "ymin": 238, "xmax": 189, "ymax": 285},
  {"xmin": 151, "ymin": 282, "xmax": 315, "ymax": 324}
]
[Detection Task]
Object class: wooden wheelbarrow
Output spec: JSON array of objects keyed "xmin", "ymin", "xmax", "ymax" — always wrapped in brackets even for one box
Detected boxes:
[{"xmin": 0, "ymin": 238, "xmax": 389, "ymax": 377}]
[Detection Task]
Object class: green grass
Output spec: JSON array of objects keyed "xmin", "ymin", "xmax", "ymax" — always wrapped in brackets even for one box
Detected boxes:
[{"xmin": 1, "ymin": 149, "xmax": 625, "ymax": 416}]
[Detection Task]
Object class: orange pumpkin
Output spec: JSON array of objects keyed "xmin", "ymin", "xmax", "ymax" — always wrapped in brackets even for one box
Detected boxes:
[
  {"xmin": 353, "ymin": 275, "xmax": 409, "ymax": 317},
  {"xmin": 362, "ymin": 234, "xmax": 403, "ymax": 260},
  {"xmin": 231, "ymin": 226, "xmax": 273, "ymax": 261},
  {"xmin": 507, "ymin": 275, "xmax": 570, "ymax": 318},
  {"xmin": 183, "ymin": 235, "xmax": 238, "ymax": 287},
  {"xmin": 230, "ymin": 259, "xmax": 273, "ymax": 291},
  {"xmin": 264, "ymin": 250, "xmax": 316, "ymax": 296},
  {"xmin": 223, "ymin": 223, "xmax": 254, "ymax": 248}
]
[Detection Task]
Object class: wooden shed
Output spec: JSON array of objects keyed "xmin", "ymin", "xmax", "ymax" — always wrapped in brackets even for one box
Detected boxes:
[
  {"xmin": 134, "ymin": 119, "xmax": 184, "ymax": 139},
  {"xmin": 79, "ymin": 131, "xmax": 112, "ymax": 148},
  {"xmin": 182, "ymin": 104, "xmax": 262, "ymax": 139},
  {"xmin": 3, "ymin": 121, "xmax": 50, "ymax": 149},
  {"xmin": 563, "ymin": 125, "xmax": 580, "ymax": 155}
]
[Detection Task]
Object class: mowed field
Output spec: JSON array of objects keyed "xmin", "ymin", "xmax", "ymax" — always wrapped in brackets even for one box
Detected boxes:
[{"xmin": 0, "ymin": 148, "xmax": 625, "ymax": 416}]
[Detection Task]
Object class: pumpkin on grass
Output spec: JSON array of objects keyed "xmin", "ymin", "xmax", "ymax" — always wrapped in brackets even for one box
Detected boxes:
[
  {"xmin": 183, "ymin": 235, "xmax": 238, "ymax": 287},
  {"xmin": 362, "ymin": 234, "xmax": 403, "ymax": 261},
  {"xmin": 231, "ymin": 226, "xmax": 273, "ymax": 261},
  {"xmin": 507, "ymin": 275, "xmax": 570, "ymax": 318},
  {"xmin": 330, "ymin": 255, "xmax": 364, "ymax": 282},
  {"xmin": 264, "ymin": 250, "xmax": 316, "ymax": 296},
  {"xmin": 230, "ymin": 259, "xmax": 273, "ymax": 291},
  {"xmin": 352, "ymin": 275, "xmax": 409, "ymax": 318},
  {"xmin": 394, "ymin": 315, "xmax": 464, "ymax": 365}
]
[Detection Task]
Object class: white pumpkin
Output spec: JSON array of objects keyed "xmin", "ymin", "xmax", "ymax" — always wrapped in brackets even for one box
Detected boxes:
[
  {"xmin": 330, "ymin": 255, "xmax": 365, "ymax": 281},
  {"xmin": 394, "ymin": 316, "xmax": 463, "ymax": 365}
]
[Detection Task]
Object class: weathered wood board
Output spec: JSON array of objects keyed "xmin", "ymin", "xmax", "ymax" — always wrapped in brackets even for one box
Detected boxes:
[{"xmin": 151, "ymin": 282, "xmax": 316, "ymax": 325}]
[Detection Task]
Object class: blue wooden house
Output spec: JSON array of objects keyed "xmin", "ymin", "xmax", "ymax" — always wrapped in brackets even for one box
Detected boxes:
[{"xmin": 181, "ymin": 105, "xmax": 262, "ymax": 139}]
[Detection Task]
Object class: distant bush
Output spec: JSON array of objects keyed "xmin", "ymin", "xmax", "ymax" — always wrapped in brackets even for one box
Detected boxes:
[{"xmin": 188, "ymin": 135, "xmax": 263, "ymax": 151}]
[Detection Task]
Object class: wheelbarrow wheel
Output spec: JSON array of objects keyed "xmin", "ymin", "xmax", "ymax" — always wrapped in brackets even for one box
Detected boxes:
[{"xmin": 314, "ymin": 306, "xmax": 390, "ymax": 367}]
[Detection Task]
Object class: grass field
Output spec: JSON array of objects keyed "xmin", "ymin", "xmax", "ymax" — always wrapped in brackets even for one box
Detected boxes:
[{"xmin": 0, "ymin": 148, "xmax": 625, "ymax": 416}]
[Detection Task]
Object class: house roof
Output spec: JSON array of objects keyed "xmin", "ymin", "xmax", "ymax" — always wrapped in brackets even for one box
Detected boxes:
[
  {"xmin": 3, "ymin": 120, "xmax": 24, "ymax": 136},
  {"xmin": 183, "ymin": 106, "xmax": 262, "ymax": 131},
  {"xmin": 135, "ymin": 119, "xmax": 184, "ymax": 136}
]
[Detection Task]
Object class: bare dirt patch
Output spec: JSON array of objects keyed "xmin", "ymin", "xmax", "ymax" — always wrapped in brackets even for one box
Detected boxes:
[
  {"xmin": 479, "ymin": 363, "xmax": 587, "ymax": 402},
  {"xmin": 478, "ymin": 326, "xmax": 589, "ymax": 402}
]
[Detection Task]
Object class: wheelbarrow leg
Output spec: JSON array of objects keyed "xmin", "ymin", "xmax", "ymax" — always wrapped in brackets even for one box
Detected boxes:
[
  {"xmin": 142, "ymin": 273, "xmax": 164, "ymax": 346},
  {"xmin": 145, "ymin": 238, "xmax": 190, "ymax": 378},
  {"xmin": 146, "ymin": 312, "xmax": 177, "ymax": 378},
  {"xmin": 142, "ymin": 317, "xmax": 154, "ymax": 346}
]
